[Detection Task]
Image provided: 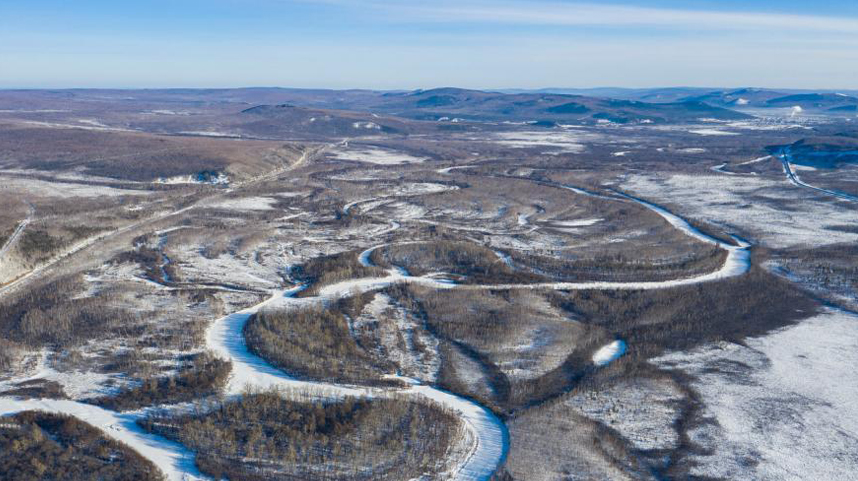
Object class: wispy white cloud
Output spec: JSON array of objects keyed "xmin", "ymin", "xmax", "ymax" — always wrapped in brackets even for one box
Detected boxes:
[
  {"xmin": 4, "ymin": 0, "xmax": 857, "ymax": 88},
  {"xmin": 305, "ymin": 0, "xmax": 858, "ymax": 33}
]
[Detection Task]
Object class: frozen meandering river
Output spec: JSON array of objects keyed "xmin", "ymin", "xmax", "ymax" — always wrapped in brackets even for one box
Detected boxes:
[{"xmin": 0, "ymin": 174, "xmax": 753, "ymax": 480}]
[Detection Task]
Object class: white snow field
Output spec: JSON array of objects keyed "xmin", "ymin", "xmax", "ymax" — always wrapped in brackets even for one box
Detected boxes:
[
  {"xmin": 549, "ymin": 218, "xmax": 603, "ymax": 227},
  {"xmin": 328, "ymin": 147, "xmax": 426, "ymax": 165},
  {"xmin": 154, "ymin": 173, "xmax": 229, "ymax": 185},
  {"xmin": 491, "ymin": 130, "xmax": 591, "ymax": 153},
  {"xmin": 437, "ymin": 165, "xmax": 478, "ymax": 174},
  {"xmin": 623, "ymin": 173, "xmax": 858, "ymax": 248},
  {"xmin": 0, "ymin": 349, "xmax": 118, "ymax": 399},
  {"xmin": 566, "ymin": 376, "xmax": 684, "ymax": 452},
  {"xmin": 655, "ymin": 308, "xmax": 858, "ymax": 480},
  {"xmin": 0, "ymin": 175, "xmax": 151, "ymax": 198}
]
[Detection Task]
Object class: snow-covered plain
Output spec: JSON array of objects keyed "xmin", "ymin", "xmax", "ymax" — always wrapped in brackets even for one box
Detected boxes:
[
  {"xmin": 655, "ymin": 309, "xmax": 858, "ymax": 480},
  {"xmin": 623, "ymin": 173, "xmax": 858, "ymax": 248},
  {"xmin": 328, "ymin": 147, "xmax": 426, "ymax": 165},
  {"xmin": 20, "ymin": 120, "xmax": 138, "ymax": 133},
  {"xmin": 549, "ymin": 218, "xmax": 603, "ymax": 227},
  {"xmin": 0, "ymin": 175, "xmax": 151, "ymax": 198},
  {"xmin": 5, "ymin": 122, "xmax": 847, "ymax": 481},
  {"xmin": 491, "ymin": 131, "xmax": 589, "ymax": 154},
  {"xmin": 566, "ymin": 377, "xmax": 683, "ymax": 452}
]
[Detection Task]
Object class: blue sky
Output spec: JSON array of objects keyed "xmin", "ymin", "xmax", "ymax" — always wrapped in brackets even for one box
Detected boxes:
[{"xmin": 1, "ymin": 0, "xmax": 857, "ymax": 89}]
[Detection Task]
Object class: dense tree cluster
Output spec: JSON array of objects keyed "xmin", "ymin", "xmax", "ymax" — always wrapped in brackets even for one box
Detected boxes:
[
  {"xmin": 507, "ymin": 245, "xmax": 726, "ymax": 283},
  {"xmin": 374, "ymin": 239, "xmax": 726, "ymax": 284},
  {"xmin": 0, "ymin": 227, "xmax": 12, "ymax": 250},
  {"xmin": 293, "ymin": 251, "xmax": 386, "ymax": 296},
  {"xmin": 17, "ymin": 229, "xmax": 62, "ymax": 261},
  {"xmin": 0, "ymin": 411, "xmax": 164, "ymax": 481},
  {"xmin": 139, "ymin": 391, "xmax": 463, "ymax": 480},
  {"xmin": 0, "ymin": 379, "xmax": 67, "ymax": 400},
  {"xmin": 114, "ymin": 245, "xmax": 178, "ymax": 285},
  {"xmin": 552, "ymin": 265, "xmax": 818, "ymax": 359},
  {"xmin": 244, "ymin": 306, "xmax": 394, "ymax": 385},
  {"xmin": 0, "ymin": 338, "xmax": 22, "ymax": 371},
  {"xmin": 775, "ymin": 243, "xmax": 858, "ymax": 305},
  {"xmin": 0, "ymin": 275, "xmax": 136, "ymax": 348},
  {"xmin": 91, "ymin": 352, "xmax": 231, "ymax": 411},
  {"xmin": 372, "ymin": 240, "xmax": 543, "ymax": 284},
  {"xmin": 0, "ymin": 126, "xmax": 229, "ymax": 182}
]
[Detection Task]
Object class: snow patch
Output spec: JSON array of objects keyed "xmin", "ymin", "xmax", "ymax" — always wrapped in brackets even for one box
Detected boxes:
[
  {"xmin": 352, "ymin": 121, "xmax": 381, "ymax": 130},
  {"xmin": 178, "ymin": 131, "xmax": 241, "ymax": 138},
  {"xmin": 550, "ymin": 218, "xmax": 602, "ymax": 227},
  {"xmin": 592, "ymin": 340, "xmax": 627, "ymax": 366},
  {"xmin": 154, "ymin": 173, "xmax": 229, "ymax": 186},
  {"xmin": 206, "ymin": 197, "xmax": 278, "ymax": 211},
  {"xmin": 689, "ymin": 129, "xmax": 740, "ymax": 136}
]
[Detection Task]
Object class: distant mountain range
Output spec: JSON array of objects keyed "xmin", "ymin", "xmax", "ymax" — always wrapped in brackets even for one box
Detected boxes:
[
  {"xmin": 788, "ymin": 133, "xmax": 858, "ymax": 168},
  {"xmin": 1, "ymin": 86, "xmax": 855, "ymax": 141},
  {"xmin": 502, "ymin": 87, "xmax": 858, "ymax": 112},
  {"xmin": 235, "ymin": 87, "xmax": 858, "ymax": 123},
  {"xmin": 235, "ymin": 87, "xmax": 752, "ymax": 126}
]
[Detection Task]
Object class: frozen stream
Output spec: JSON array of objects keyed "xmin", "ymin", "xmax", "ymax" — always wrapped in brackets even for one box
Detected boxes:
[
  {"xmin": 205, "ymin": 277, "xmax": 508, "ymax": 481},
  {"xmin": 778, "ymin": 147, "xmax": 858, "ymax": 202},
  {"xmin": 359, "ymin": 180, "xmax": 752, "ymax": 291},
  {"xmin": 0, "ymin": 174, "xmax": 752, "ymax": 480}
]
